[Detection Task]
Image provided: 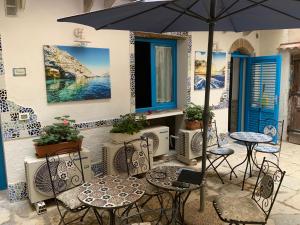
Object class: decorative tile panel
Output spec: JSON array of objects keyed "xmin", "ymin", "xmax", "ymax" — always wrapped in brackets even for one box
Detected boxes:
[
  {"xmin": 0, "ymin": 90, "xmax": 41, "ymax": 141},
  {"xmin": 8, "ymin": 182, "xmax": 28, "ymax": 202}
]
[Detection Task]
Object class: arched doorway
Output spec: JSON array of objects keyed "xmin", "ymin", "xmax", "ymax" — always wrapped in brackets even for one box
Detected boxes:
[{"xmin": 228, "ymin": 39, "xmax": 254, "ymax": 132}]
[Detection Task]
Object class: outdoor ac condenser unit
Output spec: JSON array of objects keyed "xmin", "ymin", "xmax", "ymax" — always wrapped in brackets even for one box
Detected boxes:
[
  {"xmin": 175, "ymin": 129, "xmax": 203, "ymax": 164},
  {"xmin": 104, "ymin": 139, "xmax": 153, "ymax": 176},
  {"xmin": 24, "ymin": 148, "xmax": 91, "ymax": 204},
  {"xmin": 141, "ymin": 126, "xmax": 169, "ymax": 157}
]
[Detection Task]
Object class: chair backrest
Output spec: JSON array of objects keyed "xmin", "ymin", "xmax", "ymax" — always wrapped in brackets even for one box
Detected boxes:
[
  {"xmin": 208, "ymin": 120, "xmax": 228, "ymax": 148},
  {"xmin": 124, "ymin": 136, "xmax": 151, "ymax": 177},
  {"xmin": 252, "ymin": 157, "xmax": 286, "ymax": 221},
  {"xmin": 45, "ymin": 150, "xmax": 85, "ymax": 197},
  {"xmin": 258, "ymin": 119, "xmax": 284, "ymax": 147}
]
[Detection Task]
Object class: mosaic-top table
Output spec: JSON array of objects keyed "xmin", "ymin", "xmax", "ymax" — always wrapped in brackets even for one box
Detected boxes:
[
  {"xmin": 78, "ymin": 175, "xmax": 145, "ymax": 225},
  {"xmin": 230, "ymin": 132, "xmax": 272, "ymax": 190},
  {"xmin": 146, "ymin": 166, "xmax": 201, "ymax": 225}
]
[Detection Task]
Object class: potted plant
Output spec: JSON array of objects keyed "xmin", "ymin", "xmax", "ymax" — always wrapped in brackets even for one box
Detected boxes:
[
  {"xmin": 110, "ymin": 113, "xmax": 147, "ymax": 144},
  {"xmin": 33, "ymin": 115, "xmax": 83, "ymax": 158},
  {"xmin": 185, "ymin": 103, "xmax": 215, "ymax": 130}
]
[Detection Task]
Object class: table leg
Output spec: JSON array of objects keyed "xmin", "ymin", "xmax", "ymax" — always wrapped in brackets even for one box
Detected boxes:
[
  {"xmin": 93, "ymin": 208, "xmax": 104, "ymax": 225},
  {"xmin": 109, "ymin": 209, "xmax": 115, "ymax": 225}
]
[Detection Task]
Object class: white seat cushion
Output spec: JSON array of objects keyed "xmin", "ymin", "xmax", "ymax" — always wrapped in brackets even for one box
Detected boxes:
[
  {"xmin": 214, "ymin": 196, "xmax": 266, "ymax": 223},
  {"xmin": 56, "ymin": 186, "xmax": 84, "ymax": 210}
]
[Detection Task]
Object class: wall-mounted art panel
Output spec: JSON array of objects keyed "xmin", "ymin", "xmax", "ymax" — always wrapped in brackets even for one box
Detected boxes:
[
  {"xmin": 194, "ymin": 51, "xmax": 226, "ymax": 90},
  {"xmin": 43, "ymin": 45, "xmax": 111, "ymax": 103}
]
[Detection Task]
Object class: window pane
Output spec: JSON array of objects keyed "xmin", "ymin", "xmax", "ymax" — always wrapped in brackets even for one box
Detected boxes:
[{"xmin": 155, "ymin": 46, "xmax": 173, "ymax": 103}]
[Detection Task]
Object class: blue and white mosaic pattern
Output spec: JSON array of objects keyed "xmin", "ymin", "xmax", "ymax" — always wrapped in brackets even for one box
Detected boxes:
[
  {"xmin": 8, "ymin": 182, "xmax": 28, "ymax": 202},
  {"xmin": 230, "ymin": 132, "xmax": 273, "ymax": 143},
  {"xmin": 0, "ymin": 90, "xmax": 41, "ymax": 141}
]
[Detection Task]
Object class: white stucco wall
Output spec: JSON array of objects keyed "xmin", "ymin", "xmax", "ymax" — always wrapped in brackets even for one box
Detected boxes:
[{"xmin": 0, "ymin": 0, "xmax": 131, "ymax": 183}]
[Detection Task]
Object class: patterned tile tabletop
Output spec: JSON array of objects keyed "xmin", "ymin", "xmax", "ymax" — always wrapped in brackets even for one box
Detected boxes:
[
  {"xmin": 230, "ymin": 132, "xmax": 272, "ymax": 144},
  {"xmin": 146, "ymin": 166, "xmax": 201, "ymax": 192},
  {"xmin": 78, "ymin": 175, "xmax": 144, "ymax": 209}
]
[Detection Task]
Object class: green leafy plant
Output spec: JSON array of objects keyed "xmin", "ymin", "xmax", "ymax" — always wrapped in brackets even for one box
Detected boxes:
[
  {"xmin": 33, "ymin": 115, "xmax": 83, "ymax": 146},
  {"xmin": 110, "ymin": 113, "xmax": 147, "ymax": 135},
  {"xmin": 185, "ymin": 103, "xmax": 203, "ymax": 121},
  {"xmin": 185, "ymin": 103, "xmax": 215, "ymax": 121}
]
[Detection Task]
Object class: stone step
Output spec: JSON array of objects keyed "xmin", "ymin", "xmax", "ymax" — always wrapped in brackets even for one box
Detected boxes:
[{"xmin": 288, "ymin": 132, "xmax": 300, "ymax": 145}]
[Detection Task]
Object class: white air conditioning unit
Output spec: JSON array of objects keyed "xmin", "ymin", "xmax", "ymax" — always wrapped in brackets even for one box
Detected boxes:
[
  {"xmin": 104, "ymin": 140, "xmax": 153, "ymax": 176},
  {"xmin": 176, "ymin": 129, "xmax": 203, "ymax": 164},
  {"xmin": 24, "ymin": 149, "xmax": 91, "ymax": 204},
  {"xmin": 141, "ymin": 126, "xmax": 169, "ymax": 157}
]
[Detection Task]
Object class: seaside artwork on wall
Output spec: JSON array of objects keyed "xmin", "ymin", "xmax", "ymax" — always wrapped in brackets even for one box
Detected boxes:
[
  {"xmin": 43, "ymin": 45, "xmax": 111, "ymax": 103},
  {"xmin": 194, "ymin": 51, "xmax": 226, "ymax": 90}
]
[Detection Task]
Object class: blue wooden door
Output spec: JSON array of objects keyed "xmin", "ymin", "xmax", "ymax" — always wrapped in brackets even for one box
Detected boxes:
[
  {"xmin": 245, "ymin": 55, "xmax": 281, "ymax": 133},
  {"xmin": 0, "ymin": 127, "xmax": 7, "ymax": 190}
]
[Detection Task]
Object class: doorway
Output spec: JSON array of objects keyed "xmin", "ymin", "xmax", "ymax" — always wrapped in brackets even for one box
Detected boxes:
[
  {"xmin": 0, "ymin": 126, "xmax": 7, "ymax": 190},
  {"xmin": 229, "ymin": 53, "xmax": 248, "ymax": 132},
  {"xmin": 229, "ymin": 54, "xmax": 282, "ymax": 133},
  {"xmin": 288, "ymin": 54, "xmax": 300, "ymax": 143}
]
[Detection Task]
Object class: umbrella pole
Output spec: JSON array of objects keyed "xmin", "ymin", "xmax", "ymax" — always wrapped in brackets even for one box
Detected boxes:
[{"xmin": 200, "ymin": 0, "xmax": 216, "ymax": 212}]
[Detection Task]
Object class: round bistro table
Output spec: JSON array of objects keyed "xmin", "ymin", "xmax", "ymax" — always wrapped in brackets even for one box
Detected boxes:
[
  {"xmin": 78, "ymin": 175, "xmax": 145, "ymax": 225},
  {"xmin": 146, "ymin": 166, "xmax": 201, "ymax": 225},
  {"xmin": 230, "ymin": 132, "xmax": 272, "ymax": 190}
]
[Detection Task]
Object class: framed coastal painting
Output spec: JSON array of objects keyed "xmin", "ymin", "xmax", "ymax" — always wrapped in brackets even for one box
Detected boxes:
[
  {"xmin": 43, "ymin": 45, "xmax": 111, "ymax": 103},
  {"xmin": 194, "ymin": 51, "xmax": 226, "ymax": 90}
]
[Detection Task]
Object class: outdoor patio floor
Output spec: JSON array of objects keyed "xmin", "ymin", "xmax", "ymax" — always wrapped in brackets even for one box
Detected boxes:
[{"xmin": 0, "ymin": 141, "xmax": 299, "ymax": 225}]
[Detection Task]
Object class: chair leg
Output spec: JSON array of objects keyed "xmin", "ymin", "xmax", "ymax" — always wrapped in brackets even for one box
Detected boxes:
[
  {"xmin": 225, "ymin": 157, "xmax": 238, "ymax": 178},
  {"xmin": 272, "ymin": 152, "xmax": 280, "ymax": 166},
  {"xmin": 80, "ymin": 207, "xmax": 90, "ymax": 222},
  {"xmin": 58, "ymin": 210, "xmax": 68, "ymax": 225},
  {"xmin": 134, "ymin": 202, "xmax": 144, "ymax": 222},
  {"xmin": 207, "ymin": 157, "xmax": 225, "ymax": 184}
]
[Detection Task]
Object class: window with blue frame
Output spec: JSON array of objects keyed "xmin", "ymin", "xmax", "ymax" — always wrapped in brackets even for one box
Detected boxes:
[{"xmin": 134, "ymin": 38, "xmax": 177, "ymax": 113}]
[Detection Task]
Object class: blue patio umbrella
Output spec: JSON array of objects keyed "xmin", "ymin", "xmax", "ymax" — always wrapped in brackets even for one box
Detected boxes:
[{"xmin": 58, "ymin": 0, "xmax": 300, "ymax": 210}]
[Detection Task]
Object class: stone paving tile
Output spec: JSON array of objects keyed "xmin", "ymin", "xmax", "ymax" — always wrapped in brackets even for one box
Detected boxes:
[{"xmin": 0, "ymin": 141, "xmax": 300, "ymax": 224}]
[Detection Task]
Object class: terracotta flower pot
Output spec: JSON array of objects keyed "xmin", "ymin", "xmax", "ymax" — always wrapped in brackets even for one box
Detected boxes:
[
  {"xmin": 110, "ymin": 133, "xmax": 140, "ymax": 144},
  {"xmin": 185, "ymin": 120, "xmax": 203, "ymax": 130},
  {"xmin": 35, "ymin": 139, "xmax": 83, "ymax": 158}
]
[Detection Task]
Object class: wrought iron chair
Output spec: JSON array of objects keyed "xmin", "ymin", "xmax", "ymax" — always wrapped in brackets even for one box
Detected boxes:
[
  {"xmin": 254, "ymin": 119, "xmax": 284, "ymax": 165},
  {"xmin": 123, "ymin": 136, "xmax": 166, "ymax": 224},
  {"xmin": 46, "ymin": 150, "xmax": 92, "ymax": 225},
  {"xmin": 206, "ymin": 120, "xmax": 237, "ymax": 184},
  {"xmin": 213, "ymin": 157, "xmax": 285, "ymax": 225}
]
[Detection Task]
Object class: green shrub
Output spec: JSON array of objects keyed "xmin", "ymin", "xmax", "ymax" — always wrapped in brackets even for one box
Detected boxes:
[
  {"xmin": 185, "ymin": 103, "xmax": 215, "ymax": 121},
  {"xmin": 110, "ymin": 113, "xmax": 147, "ymax": 135},
  {"xmin": 33, "ymin": 115, "xmax": 83, "ymax": 146}
]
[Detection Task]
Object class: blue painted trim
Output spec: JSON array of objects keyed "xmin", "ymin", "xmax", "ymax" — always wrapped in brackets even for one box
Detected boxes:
[
  {"xmin": 237, "ymin": 58, "xmax": 244, "ymax": 131},
  {"xmin": 0, "ymin": 127, "xmax": 7, "ymax": 190},
  {"xmin": 244, "ymin": 57, "xmax": 252, "ymax": 131},
  {"xmin": 135, "ymin": 38, "xmax": 177, "ymax": 112}
]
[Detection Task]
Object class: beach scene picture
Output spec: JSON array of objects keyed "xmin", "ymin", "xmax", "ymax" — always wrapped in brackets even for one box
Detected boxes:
[
  {"xmin": 43, "ymin": 45, "xmax": 111, "ymax": 103},
  {"xmin": 194, "ymin": 51, "xmax": 226, "ymax": 90}
]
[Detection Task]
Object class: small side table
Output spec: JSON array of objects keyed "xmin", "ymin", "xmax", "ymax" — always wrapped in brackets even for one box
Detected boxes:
[
  {"xmin": 146, "ymin": 166, "xmax": 201, "ymax": 225},
  {"xmin": 78, "ymin": 175, "xmax": 145, "ymax": 225},
  {"xmin": 230, "ymin": 132, "xmax": 272, "ymax": 190}
]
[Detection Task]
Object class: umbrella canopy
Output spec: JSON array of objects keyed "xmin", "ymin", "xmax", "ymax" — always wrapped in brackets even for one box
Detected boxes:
[
  {"xmin": 58, "ymin": 0, "xmax": 300, "ymax": 32},
  {"xmin": 58, "ymin": 0, "xmax": 300, "ymax": 211}
]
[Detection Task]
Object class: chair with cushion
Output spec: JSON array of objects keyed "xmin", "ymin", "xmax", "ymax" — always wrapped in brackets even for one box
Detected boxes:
[
  {"xmin": 213, "ymin": 157, "xmax": 285, "ymax": 225},
  {"xmin": 46, "ymin": 150, "xmax": 92, "ymax": 225},
  {"xmin": 254, "ymin": 119, "xmax": 284, "ymax": 165},
  {"xmin": 206, "ymin": 120, "xmax": 237, "ymax": 184}
]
